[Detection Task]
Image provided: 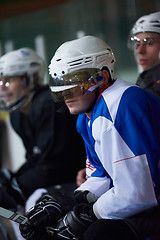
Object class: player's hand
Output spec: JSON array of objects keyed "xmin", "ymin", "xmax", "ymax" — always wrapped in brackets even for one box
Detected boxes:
[
  {"xmin": 26, "ymin": 194, "xmax": 63, "ymax": 227},
  {"xmin": 23, "ymin": 190, "xmax": 98, "ymax": 238},
  {"xmin": 76, "ymin": 168, "xmax": 86, "ymax": 187},
  {"xmin": 19, "ymin": 194, "xmax": 63, "ymax": 240},
  {"xmin": 54, "ymin": 203, "xmax": 97, "ymax": 239},
  {"xmin": 30, "ymin": 189, "xmax": 97, "ymax": 227}
]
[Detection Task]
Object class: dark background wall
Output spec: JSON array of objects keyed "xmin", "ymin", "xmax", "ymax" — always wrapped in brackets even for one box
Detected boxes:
[{"xmin": 0, "ymin": 0, "xmax": 160, "ymax": 83}]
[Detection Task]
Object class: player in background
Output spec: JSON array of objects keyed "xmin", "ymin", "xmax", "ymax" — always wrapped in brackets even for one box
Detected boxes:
[
  {"xmin": 128, "ymin": 11, "xmax": 160, "ymax": 97},
  {"xmin": 0, "ymin": 47, "xmax": 85, "ymax": 240}
]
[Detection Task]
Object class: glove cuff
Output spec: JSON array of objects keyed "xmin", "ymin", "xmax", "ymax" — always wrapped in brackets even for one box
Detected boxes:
[
  {"xmin": 55, "ymin": 203, "xmax": 97, "ymax": 239},
  {"xmin": 76, "ymin": 203, "xmax": 97, "ymax": 223},
  {"xmin": 74, "ymin": 191, "xmax": 98, "ymax": 204}
]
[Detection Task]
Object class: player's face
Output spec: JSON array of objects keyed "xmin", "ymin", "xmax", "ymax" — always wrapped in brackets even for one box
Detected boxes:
[
  {"xmin": 133, "ymin": 32, "xmax": 160, "ymax": 70},
  {"xmin": 0, "ymin": 76, "xmax": 25, "ymax": 105},
  {"xmin": 62, "ymin": 86, "xmax": 97, "ymax": 117}
]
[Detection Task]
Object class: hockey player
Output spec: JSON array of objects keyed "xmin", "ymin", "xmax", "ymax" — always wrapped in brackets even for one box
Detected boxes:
[
  {"xmin": 0, "ymin": 47, "xmax": 86, "ymax": 239},
  {"xmin": 77, "ymin": 11, "xmax": 160, "ymax": 190},
  {"xmin": 128, "ymin": 11, "xmax": 160, "ymax": 97},
  {"xmin": 19, "ymin": 36, "xmax": 160, "ymax": 240}
]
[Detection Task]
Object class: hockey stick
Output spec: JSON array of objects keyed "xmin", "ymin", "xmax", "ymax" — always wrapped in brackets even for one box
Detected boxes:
[{"xmin": 0, "ymin": 207, "xmax": 28, "ymax": 225}]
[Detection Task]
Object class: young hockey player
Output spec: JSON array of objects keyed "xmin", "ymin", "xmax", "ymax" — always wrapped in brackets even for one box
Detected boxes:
[
  {"xmin": 128, "ymin": 11, "xmax": 160, "ymax": 98},
  {"xmin": 19, "ymin": 36, "xmax": 160, "ymax": 240}
]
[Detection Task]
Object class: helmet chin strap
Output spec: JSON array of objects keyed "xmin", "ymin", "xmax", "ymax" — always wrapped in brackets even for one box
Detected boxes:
[
  {"xmin": 3, "ymin": 96, "xmax": 27, "ymax": 112},
  {"xmin": 3, "ymin": 90, "xmax": 34, "ymax": 112}
]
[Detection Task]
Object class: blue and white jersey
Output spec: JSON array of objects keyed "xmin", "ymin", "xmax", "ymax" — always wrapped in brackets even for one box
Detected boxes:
[{"xmin": 76, "ymin": 79, "xmax": 160, "ymax": 220}]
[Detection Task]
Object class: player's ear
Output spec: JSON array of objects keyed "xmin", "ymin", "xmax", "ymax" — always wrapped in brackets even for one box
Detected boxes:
[{"xmin": 101, "ymin": 69, "xmax": 109, "ymax": 84}]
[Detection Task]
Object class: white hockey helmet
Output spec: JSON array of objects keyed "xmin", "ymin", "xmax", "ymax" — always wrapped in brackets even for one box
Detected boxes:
[
  {"xmin": 0, "ymin": 48, "xmax": 45, "ymax": 83},
  {"xmin": 49, "ymin": 35, "xmax": 115, "ymax": 93},
  {"xmin": 131, "ymin": 12, "xmax": 160, "ymax": 36},
  {"xmin": 0, "ymin": 48, "xmax": 45, "ymax": 111}
]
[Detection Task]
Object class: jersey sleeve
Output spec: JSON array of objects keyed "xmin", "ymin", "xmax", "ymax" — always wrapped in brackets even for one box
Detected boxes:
[{"xmin": 76, "ymin": 157, "xmax": 111, "ymax": 197}]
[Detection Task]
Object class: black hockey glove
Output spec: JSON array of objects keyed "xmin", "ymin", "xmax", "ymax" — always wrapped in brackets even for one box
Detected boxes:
[
  {"xmin": 26, "ymin": 194, "xmax": 63, "ymax": 227},
  {"xmin": 0, "ymin": 168, "xmax": 26, "ymax": 210},
  {"xmin": 53, "ymin": 203, "xmax": 97, "ymax": 240},
  {"xmin": 19, "ymin": 194, "xmax": 63, "ymax": 240},
  {"xmin": 27, "ymin": 189, "xmax": 97, "ymax": 228},
  {"xmin": 19, "ymin": 190, "xmax": 98, "ymax": 240},
  {"xmin": 19, "ymin": 222, "xmax": 52, "ymax": 240}
]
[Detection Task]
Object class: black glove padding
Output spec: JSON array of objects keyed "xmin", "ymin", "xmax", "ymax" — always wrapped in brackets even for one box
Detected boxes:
[
  {"xmin": 29, "ymin": 190, "xmax": 95, "ymax": 227},
  {"xmin": 19, "ymin": 222, "xmax": 52, "ymax": 240},
  {"xmin": 55, "ymin": 203, "xmax": 97, "ymax": 240},
  {"xmin": 20, "ymin": 194, "xmax": 64, "ymax": 240},
  {"xmin": 26, "ymin": 194, "xmax": 63, "ymax": 228}
]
